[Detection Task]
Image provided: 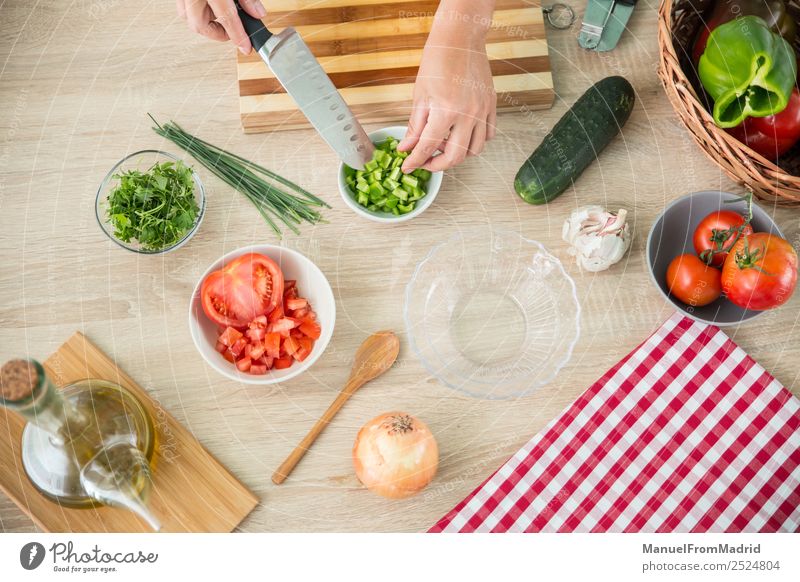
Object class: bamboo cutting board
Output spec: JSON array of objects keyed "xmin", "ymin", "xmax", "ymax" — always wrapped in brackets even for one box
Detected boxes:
[
  {"xmin": 237, "ymin": 0, "xmax": 554, "ymax": 132},
  {"xmin": 0, "ymin": 333, "xmax": 258, "ymax": 532}
]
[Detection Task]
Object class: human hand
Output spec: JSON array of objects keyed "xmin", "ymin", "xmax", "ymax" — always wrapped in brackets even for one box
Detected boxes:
[
  {"xmin": 176, "ymin": 0, "xmax": 266, "ymax": 54},
  {"xmin": 398, "ymin": 2, "xmax": 497, "ymax": 173}
]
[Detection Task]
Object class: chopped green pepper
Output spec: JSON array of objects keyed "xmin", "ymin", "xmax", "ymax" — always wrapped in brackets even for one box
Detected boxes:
[
  {"xmin": 344, "ymin": 136, "xmax": 432, "ymax": 216},
  {"xmin": 699, "ymin": 16, "xmax": 797, "ymax": 128}
]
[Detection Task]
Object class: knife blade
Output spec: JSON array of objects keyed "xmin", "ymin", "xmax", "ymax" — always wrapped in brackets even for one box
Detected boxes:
[{"xmin": 236, "ymin": 3, "xmax": 375, "ymax": 169}]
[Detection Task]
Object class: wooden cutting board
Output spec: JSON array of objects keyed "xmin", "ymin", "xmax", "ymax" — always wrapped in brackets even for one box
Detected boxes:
[
  {"xmin": 237, "ymin": 0, "xmax": 554, "ymax": 133},
  {"xmin": 0, "ymin": 333, "xmax": 258, "ymax": 532}
]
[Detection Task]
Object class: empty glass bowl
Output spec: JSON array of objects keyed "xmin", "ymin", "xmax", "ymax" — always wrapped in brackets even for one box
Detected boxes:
[
  {"xmin": 95, "ymin": 150, "xmax": 205, "ymax": 254},
  {"xmin": 404, "ymin": 229, "xmax": 581, "ymax": 399}
]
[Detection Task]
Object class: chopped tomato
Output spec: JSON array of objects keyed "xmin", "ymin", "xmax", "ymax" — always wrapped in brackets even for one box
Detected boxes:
[
  {"xmin": 229, "ymin": 338, "xmax": 248, "ymax": 357},
  {"xmin": 284, "ymin": 280, "xmax": 297, "ymax": 293},
  {"xmin": 264, "ymin": 332, "xmax": 281, "ymax": 359},
  {"xmin": 249, "ymin": 342, "xmax": 265, "ymax": 360},
  {"xmin": 269, "ymin": 318, "xmax": 298, "ymax": 337},
  {"xmin": 210, "ymin": 274, "xmax": 321, "ymax": 375},
  {"xmin": 283, "ymin": 336, "xmax": 300, "ymax": 356},
  {"xmin": 267, "ymin": 306, "xmax": 284, "ymax": 323},
  {"xmin": 273, "ymin": 357, "xmax": 294, "ymax": 370},
  {"xmin": 201, "ymin": 253, "xmax": 284, "ymax": 328},
  {"xmin": 286, "ymin": 298, "xmax": 308, "ymax": 311},
  {"xmin": 294, "ymin": 337, "xmax": 314, "ymax": 361},
  {"xmin": 218, "ymin": 327, "xmax": 243, "ymax": 348},
  {"xmin": 246, "ymin": 327, "xmax": 266, "ymax": 342},
  {"xmin": 299, "ymin": 321, "xmax": 322, "ymax": 340}
]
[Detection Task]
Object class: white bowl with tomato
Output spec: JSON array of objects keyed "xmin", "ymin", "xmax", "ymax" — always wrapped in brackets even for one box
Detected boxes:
[
  {"xmin": 189, "ymin": 245, "xmax": 335, "ymax": 384},
  {"xmin": 647, "ymin": 191, "xmax": 797, "ymax": 326}
]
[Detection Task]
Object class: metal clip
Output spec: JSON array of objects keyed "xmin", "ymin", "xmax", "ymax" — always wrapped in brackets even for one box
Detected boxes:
[{"xmin": 543, "ymin": 3, "xmax": 576, "ymax": 30}]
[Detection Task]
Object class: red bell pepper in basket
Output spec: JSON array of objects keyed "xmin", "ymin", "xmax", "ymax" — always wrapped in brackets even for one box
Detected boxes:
[{"xmin": 726, "ymin": 88, "xmax": 800, "ymax": 158}]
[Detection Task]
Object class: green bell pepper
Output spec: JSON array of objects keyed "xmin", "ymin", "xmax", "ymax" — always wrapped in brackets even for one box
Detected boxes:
[
  {"xmin": 698, "ymin": 15, "xmax": 797, "ymax": 128},
  {"xmin": 692, "ymin": 0, "xmax": 796, "ymax": 63}
]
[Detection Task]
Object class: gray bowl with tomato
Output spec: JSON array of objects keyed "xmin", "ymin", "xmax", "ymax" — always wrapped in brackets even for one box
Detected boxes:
[{"xmin": 647, "ymin": 191, "xmax": 788, "ymax": 326}]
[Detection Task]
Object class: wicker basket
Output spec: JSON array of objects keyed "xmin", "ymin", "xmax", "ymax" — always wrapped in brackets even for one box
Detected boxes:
[{"xmin": 658, "ymin": 0, "xmax": 800, "ymax": 206}]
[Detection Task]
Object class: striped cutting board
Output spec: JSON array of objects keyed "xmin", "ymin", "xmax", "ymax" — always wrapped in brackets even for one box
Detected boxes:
[{"xmin": 237, "ymin": 0, "xmax": 554, "ymax": 133}]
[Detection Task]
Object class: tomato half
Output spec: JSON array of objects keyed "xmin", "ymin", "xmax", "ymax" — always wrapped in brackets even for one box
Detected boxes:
[
  {"xmin": 722, "ymin": 233, "xmax": 798, "ymax": 310},
  {"xmin": 666, "ymin": 254, "xmax": 723, "ymax": 307},
  {"xmin": 201, "ymin": 253, "xmax": 284, "ymax": 328}
]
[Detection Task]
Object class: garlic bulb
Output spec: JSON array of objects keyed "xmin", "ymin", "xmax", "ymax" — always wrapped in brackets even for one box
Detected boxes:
[{"xmin": 562, "ymin": 205, "xmax": 631, "ymax": 272}]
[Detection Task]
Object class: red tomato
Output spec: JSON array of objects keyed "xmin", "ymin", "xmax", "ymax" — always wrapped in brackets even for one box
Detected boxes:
[
  {"xmin": 722, "ymin": 233, "xmax": 798, "ymax": 310},
  {"xmin": 201, "ymin": 253, "xmax": 284, "ymax": 329},
  {"xmin": 211, "ymin": 274, "xmax": 321, "ymax": 375},
  {"xmin": 264, "ymin": 333, "xmax": 281, "ymax": 359},
  {"xmin": 693, "ymin": 210, "xmax": 753, "ymax": 267},
  {"xmin": 269, "ymin": 318, "xmax": 298, "ymax": 337},
  {"xmin": 273, "ymin": 357, "xmax": 294, "ymax": 370},
  {"xmin": 286, "ymin": 298, "xmax": 307, "ymax": 311},
  {"xmin": 229, "ymin": 338, "xmax": 247, "ymax": 358},
  {"xmin": 666, "ymin": 254, "xmax": 723, "ymax": 307},
  {"xmin": 299, "ymin": 321, "xmax": 321, "ymax": 340},
  {"xmin": 283, "ymin": 336, "xmax": 300, "ymax": 356},
  {"xmin": 236, "ymin": 357, "xmax": 252, "ymax": 372},
  {"xmin": 218, "ymin": 326, "xmax": 243, "ymax": 347}
]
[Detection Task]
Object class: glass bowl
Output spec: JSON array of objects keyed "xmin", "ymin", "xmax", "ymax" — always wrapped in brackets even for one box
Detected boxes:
[
  {"xmin": 95, "ymin": 150, "xmax": 205, "ymax": 254},
  {"xmin": 404, "ymin": 229, "xmax": 581, "ymax": 399}
]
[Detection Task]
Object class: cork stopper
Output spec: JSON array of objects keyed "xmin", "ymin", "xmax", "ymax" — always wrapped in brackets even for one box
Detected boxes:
[{"xmin": 0, "ymin": 360, "xmax": 39, "ymax": 402}]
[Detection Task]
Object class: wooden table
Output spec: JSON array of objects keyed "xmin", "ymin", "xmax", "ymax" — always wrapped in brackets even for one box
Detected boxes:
[{"xmin": 1, "ymin": 1, "xmax": 798, "ymax": 533}]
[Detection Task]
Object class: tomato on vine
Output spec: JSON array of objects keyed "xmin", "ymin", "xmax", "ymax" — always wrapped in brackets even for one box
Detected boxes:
[{"xmin": 722, "ymin": 233, "xmax": 798, "ymax": 310}]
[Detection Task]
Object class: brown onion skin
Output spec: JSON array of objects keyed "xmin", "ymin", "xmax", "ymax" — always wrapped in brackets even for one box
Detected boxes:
[{"xmin": 352, "ymin": 412, "xmax": 439, "ymax": 499}]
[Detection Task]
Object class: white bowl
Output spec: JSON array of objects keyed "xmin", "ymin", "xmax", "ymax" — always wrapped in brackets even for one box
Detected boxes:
[
  {"xmin": 188, "ymin": 244, "xmax": 336, "ymax": 385},
  {"xmin": 338, "ymin": 126, "xmax": 443, "ymax": 223}
]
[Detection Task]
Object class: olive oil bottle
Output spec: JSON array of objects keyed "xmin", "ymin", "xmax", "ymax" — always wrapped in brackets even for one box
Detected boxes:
[{"xmin": 0, "ymin": 360, "xmax": 160, "ymax": 530}]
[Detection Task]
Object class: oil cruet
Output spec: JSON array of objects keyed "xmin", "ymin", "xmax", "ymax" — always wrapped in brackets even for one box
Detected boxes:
[{"xmin": 0, "ymin": 360, "xmax": 160, "ymax": 531}]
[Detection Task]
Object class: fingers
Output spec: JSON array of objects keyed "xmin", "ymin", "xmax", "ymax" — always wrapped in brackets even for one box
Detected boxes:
[
  {"xmin": 401, "ymin": 111, "xmax": 454, "ymax": 173},
  {"xmin": 468, "ymin": 121, "xmax": 487, "ymax": 157},
  {"xmin": 239, "ymin": 0, "xmax": 267, "ymax": 18},
  {"xmin": 420, "ymin": 120, "xmax": 473, "ymax": 172},
  {"xmin": 185, "ymin": 0, "xmax": 228, "ymax": 42},
  {"xmin": 208, "ymin": 0, "xmax": 252, "ymax": 54},
  {"xmin": 398, "ymin": 104, "xmax": 429, "ymax": 153},
  {"xmin": 487, "ymin": 106, "xmax": 497, "ymax": 141}
]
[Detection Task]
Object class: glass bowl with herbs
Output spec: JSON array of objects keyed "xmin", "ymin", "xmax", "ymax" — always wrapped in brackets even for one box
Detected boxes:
[{"xmin": 95, "ymin": 150, "xmax": 205, "ymax": 254}]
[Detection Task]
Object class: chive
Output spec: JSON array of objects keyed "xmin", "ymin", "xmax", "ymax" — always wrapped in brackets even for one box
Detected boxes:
[{"xmin": 150, "ymin": 116, "xmax": 328, "ymax": 236}]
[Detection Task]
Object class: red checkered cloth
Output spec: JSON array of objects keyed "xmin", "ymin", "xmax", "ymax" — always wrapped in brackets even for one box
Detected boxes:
[{"xmin": 430, "ymin": 313, "xmax": 800, "ymax": 533}]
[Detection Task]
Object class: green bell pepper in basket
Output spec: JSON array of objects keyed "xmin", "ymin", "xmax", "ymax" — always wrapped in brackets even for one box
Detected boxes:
[
  {"xmin": 699, "ymin": 15, "xmax": 797, "ymax": 128},
  {"xmin": 692, "ymin": 0, "xmax": 796, "ymax": 63}
]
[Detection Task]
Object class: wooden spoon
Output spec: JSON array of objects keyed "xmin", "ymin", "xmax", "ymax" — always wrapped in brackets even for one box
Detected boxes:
[{"xmin": 272, "ymin": 330, "xmax": 400, "ymax": 485}]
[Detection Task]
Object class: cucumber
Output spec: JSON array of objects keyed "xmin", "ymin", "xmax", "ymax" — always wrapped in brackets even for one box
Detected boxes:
[{"xmin": 514, "ymin": 76, "xmax": 635, "ymax": 205}]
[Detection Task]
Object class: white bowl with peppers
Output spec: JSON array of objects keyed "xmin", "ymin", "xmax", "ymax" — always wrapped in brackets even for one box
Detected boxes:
[
  {"xmin": 189, "ymin": 245, "xmax": 335, "ymax": 385},
  {"xmin": 338, "ymin": 126, "xmax": 443, "ymax": 223}
]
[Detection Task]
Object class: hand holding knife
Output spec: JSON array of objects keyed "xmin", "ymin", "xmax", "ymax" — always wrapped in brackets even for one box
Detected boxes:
[{"xmin": 234, "ymin": 2, "xmax": 375, "ymax": 169}]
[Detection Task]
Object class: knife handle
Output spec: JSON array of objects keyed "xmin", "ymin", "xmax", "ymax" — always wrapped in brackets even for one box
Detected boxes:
[{"xmin": 235, "ymin": 1, "xmax": 272, "ymax": 52}]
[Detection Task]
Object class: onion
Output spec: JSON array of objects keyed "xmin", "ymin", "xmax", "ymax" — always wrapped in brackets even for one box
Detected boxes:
[{"xmin": 352, "ymin": 412, "xmax": 438, "ymax": 499}]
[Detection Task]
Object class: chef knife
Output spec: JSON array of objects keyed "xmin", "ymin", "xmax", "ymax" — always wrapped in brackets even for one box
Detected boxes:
[{"xmin": 235, "ymin": 3, "xmax": 375, "ymax": 169}]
